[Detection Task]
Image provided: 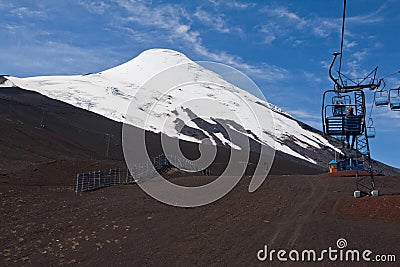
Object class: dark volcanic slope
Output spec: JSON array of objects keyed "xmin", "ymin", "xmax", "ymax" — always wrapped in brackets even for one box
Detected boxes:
[
  {"xmin": 0, "ymin": 87, "xmax": 126, "ymax": 186},
  {"xmin": 1, "ymin": 86, "xmax": 398, "ymax": 186}
]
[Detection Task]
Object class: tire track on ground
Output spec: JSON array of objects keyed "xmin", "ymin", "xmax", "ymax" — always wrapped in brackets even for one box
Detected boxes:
[{"xmin": 268, "ymin": 176, "xmax": 328, "ymax": 248}]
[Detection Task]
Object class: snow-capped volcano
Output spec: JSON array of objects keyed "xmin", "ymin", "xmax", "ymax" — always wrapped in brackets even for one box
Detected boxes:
[{"xmin": 1, "ymin": 49, "xmax": 342, "ymax": 165}]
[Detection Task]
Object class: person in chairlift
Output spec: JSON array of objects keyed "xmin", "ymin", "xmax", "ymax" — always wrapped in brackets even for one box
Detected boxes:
[{"xmin": 333, "ymin": 100, "xmax": 346, "ymax": 116}]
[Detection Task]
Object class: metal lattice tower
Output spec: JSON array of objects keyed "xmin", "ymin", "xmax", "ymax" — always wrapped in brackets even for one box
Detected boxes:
[
  {"xmin": 353, "ymin": 91, "xmax": 376, "ymax": 193},
  {"xmin": 323, "ymin": 0, "xmax": 379, "ymax": 197}
]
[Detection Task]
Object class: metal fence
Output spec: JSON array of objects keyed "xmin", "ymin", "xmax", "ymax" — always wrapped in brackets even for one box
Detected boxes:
[
  {"xmin": 125, "ymin": 154, "xmax": 212, "ymax": 184},
  {"xmin": 75, "ymin": 168, "xmax": 120, "ymax": 193},
  {"xmin": 76, "ymin": 154, "xmax": 213, "ymax": 193}
]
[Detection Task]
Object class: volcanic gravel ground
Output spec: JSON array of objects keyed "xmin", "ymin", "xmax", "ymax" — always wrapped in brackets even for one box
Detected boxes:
[{"xmin": 1, "ymin": 174, "xmax": 399, "ymax": 266}]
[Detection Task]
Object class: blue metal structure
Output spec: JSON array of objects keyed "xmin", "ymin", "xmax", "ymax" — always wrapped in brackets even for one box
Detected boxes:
[
  {"xmin": 322, "ymin": 51, "xmax": 379, "ymax": 197},
  {"xmin": 374, "ymin": 90, "xmax": 389, "ymax": 107},
  {"xmin": 366, "ymin": 118, "xmax": 376, "ymax": 139},
  {"xmin": 389, "ymin": 88, "xmax": 400, "ymax": 110}
]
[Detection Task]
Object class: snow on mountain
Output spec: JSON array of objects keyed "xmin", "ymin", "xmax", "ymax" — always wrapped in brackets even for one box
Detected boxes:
[{"xmin": 1, "ymin": 49, "xmax": 342, "ymax": 164}]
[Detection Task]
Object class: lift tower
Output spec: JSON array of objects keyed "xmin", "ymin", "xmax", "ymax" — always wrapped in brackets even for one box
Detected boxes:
[{"xmin": 321, "ymin": 0, "xmax": 380, "ymax": 197}]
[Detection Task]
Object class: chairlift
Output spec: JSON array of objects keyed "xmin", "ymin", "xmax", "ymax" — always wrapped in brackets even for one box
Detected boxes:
[
  {"xmin": 367, "ymin": 127, "xmax": 376, "ymax": 138},
  {"xmin": 374, "ymin": 90, "xmax": 389, "ymax": 107},
  {"xmin": 324, "ymin": 0, "xmax": 377, "ymax": 197},
  {"xmin": 366, "ymin": 118, "xmax": 375, "ymax": 138},
  {"xmin": 389, "ymin": 88, "xmax": 400, "ymax": 110},
  {"xmin": 322, "ymin": 90, "xmax": 364, "ymax": 136}
]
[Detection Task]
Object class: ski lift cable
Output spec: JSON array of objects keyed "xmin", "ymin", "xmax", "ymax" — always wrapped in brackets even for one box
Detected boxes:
[
  {"xmin": 381, "ymin": 70, "xmax": 400, "ymax": 79},
  {"xmin": 340, "ymin": 72, "xmax": 359, "ymax": 85},
  {"xmin": 368, "ymin": 92, "xmax": 376, "ymax": 124},
  {"xmin": 367, "ymin": 81, "xmax": 383, "ymax": 129},
  {"xmin": 379, "ymin": 79, "xmax": 387, "ymax": 91},
  {"xmin": 339, "ymin": 67, "xmax": 379, "ymax": 86},
  {"xmin": 367, "ymin": 79, "xmax": 386, "ymax": 126},
  {"xmin": 338, "ymin": 0, "xmax": 347, "ymax": 74}
]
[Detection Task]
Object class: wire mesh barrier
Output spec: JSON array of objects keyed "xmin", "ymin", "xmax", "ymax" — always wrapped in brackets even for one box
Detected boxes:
[
  {"xmin": 126, "ymin": 154, "xmax": 213, "ymax": 184},
  {"xmin": 76, "ymin": 154, "xmax": 213, "ymax": 193},
  {"xmin": 75, "ymin": 168, "xmax": 121, "ymax": 193}
]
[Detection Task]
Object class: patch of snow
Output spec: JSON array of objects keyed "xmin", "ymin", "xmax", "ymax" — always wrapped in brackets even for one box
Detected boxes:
[{"xmin": 214, "ymin": 132, "xmax": 241, "ymax": 150}]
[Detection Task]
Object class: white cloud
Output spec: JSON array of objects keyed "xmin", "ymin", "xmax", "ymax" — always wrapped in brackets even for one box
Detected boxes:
[
  {"xmin": 304, "ymin": 71, "xmax": 322, "ymax": 83},
  {"xmin": 353, "ymin": 49, "xmax": 368, "ymax": 62},
  {"xmin": 78, "ymin": 0, "xmax": 110, "ymax": 15},
  {"xmin": 346, "ymin": 5, "xmax": 386, "ymax": 25},
  {"xmin": 191, "ymin": 43, "xmax": 287, "ymax": 81},
  {"xmin": 258, "ymin": 23, "xmax": 282, "ymax": 45},
  {"xmin": 10, "ymin": 6, "xmax": 47, "ymax": 18},
  {"xmin": 320, "ymin": 60, "xmax": 330, "ymax": 69},
  {"xmin": 286, "ymin": 109, "xmax": 320, "ymax": 120},
  {"xmin": 194, "ymin": 8, "xmax": 231, "ymax": 33},
  {"xmin": 259, "ymin": 5, "xmax": 338, "ymax": 42},
  {"xmin": 208, "ymin": 0, "xmax": 256, "ymax": 9},
  {"xmin": 291, "ymin": 39, "xmax": 304, "ymax": 47},
  {"xmin": 111, "ymin": 0, "xmax": 287, "ymax": 81},
  {"xmin": 344, "ymin": 40, "xmax": 357, "ymax": 49},
  {"xmin": 225, "ymin": 1, "xmax": 255, "ymax": 9},
  {"xmin": 372, "ymin": 106, "xmax": 400, "ymax": 131},
  {"xmin": 265, "ymin": 6, "xmax": 307, "ymax": 28},
  {"xmin": 0, "ymin": 0, "xmax": 13, "ymax": 10},
  {"xmin": 263, "ymin": 35, "xmax": 276, "ymax": 45},
  {"xmin": 311, "ymin": 18, "xmax": 340, "ymax": 38},
  {"xmin": 341, "ymin": 48, "xmax": 373, "ymax": 79},
  {"xmin": 193, "ymin": 8, "xmax": 244, "ymax": 36},
  {"xmin": 258, "ymin": 2, "xmax": 388, "ymax": 43},
  {"xmin": 285, "ymin": 108, "xmax": 322, "ymax": 130},
  {"xmin": 384, "ymin": 76, "xmax": 400, "ymax": 88},
  {"xmin": 4, "ymin": 24, "xmax": 24, "ymax": 33},
  {"xmin": 107, "ymin": 25, "xmax": 153, "ymax": 43}
]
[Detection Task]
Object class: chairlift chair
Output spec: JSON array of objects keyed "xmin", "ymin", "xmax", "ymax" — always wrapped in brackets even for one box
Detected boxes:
[
  {"xmin": 374, "ymin": 90, "xmax": 389, "ymax": 107},
  {"xmin": 343, "ymin": 115, "xmax": 363, "ymax": 135},
  {"xmin": 322, "ymin": 90, "xmax": 364, "ymax": 136},
  {"xmin": 366, "ymin": 118, "xmax": 376, "ymax": 138},
  {"xmin": 367, "ymin": 127, "xmax": 376, "ymax": 138},
  {"xmin": 389, "ymin": 88, "xmax": 400, "ymax": 110}
]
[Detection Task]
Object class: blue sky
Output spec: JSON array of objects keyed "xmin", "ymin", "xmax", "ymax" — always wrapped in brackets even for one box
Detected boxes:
[{"xmin": 1, "ymin": 0, "xmax": 399, "ymax": 167}]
